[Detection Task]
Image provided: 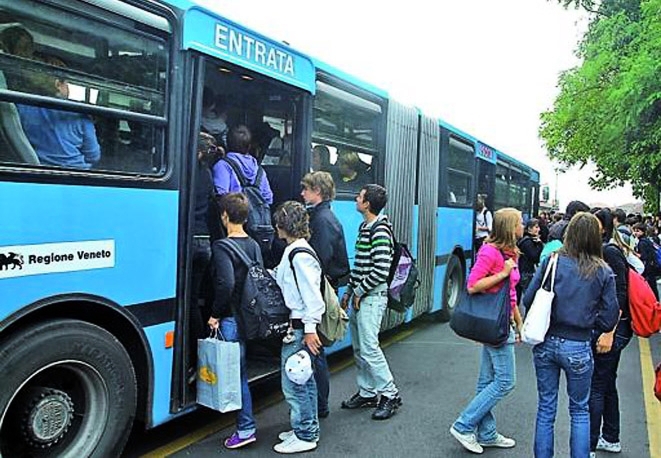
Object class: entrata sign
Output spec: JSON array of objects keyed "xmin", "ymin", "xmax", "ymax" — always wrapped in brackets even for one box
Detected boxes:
[{"xmin": 0, "ymin": 240, "xmax": 115, "ymax": 279}]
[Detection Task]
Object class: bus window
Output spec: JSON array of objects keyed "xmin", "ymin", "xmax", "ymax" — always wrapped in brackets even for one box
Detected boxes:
[
  {"xmin": 445, "ymin": 136, "xmax": 474, "ymax": 206},
  {"xmin": 0, "ymin": 1, "xmax": 168, "ymax": 175},
  {"xmin": 313, "ymin": 81, "xmax": 381, "ymax": 196}
]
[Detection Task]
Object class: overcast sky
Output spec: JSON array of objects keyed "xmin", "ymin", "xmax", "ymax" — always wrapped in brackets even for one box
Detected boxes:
[{"xmin": 198, "ymin": 0, "xmax": 638, "ymax": 209}]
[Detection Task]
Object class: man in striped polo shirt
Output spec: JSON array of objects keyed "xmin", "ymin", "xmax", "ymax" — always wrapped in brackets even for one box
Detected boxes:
[{"xmin": 340, "ymin": 184, "xmax": 402, "ymax": 420}]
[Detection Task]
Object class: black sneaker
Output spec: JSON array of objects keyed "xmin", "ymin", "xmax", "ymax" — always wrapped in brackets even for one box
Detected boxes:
[
  {"xmin": 341, "ymin": 393, "xmax": 378, "ymax": 409},
  {"xmin": 371, "ymin": 394, "xmax": 402, "ymax": 420}
]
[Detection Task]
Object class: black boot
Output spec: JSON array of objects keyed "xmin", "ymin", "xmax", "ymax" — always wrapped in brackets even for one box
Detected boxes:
[
  {"xmin": 371, "ymin": 394, "xmax": 402, "ymax": 420},
  {"xmin": 341, "ymin": 393, "xmax": 378, "ymax": 409}
]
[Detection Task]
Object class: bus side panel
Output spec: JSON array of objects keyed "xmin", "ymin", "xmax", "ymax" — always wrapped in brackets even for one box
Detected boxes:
[
  {"xmin": 322, "ymin": 200, "xmax": 362, "ymax": 355},
  {"xmin": 431, "ymin": 207, "xmax": 473, "ymax": 313},
  {"xmin": 0, "ymin": 181, "xmax": 180, "ymax": 427},
  {"xmin": 0, "ymin": 182, "xmax": 179, "ymax": 317},
  {"xmin": 331, "ymin": 200, "xmax": 363, "ymax": 266},
  {"xmin": 144, "ymin": 321, "xmax": 176, "ymax": 426}
]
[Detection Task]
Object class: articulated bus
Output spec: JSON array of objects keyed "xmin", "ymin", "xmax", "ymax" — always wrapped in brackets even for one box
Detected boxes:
[{"xmin": 0, "ymin": 0, "xmax": 539, "ymax": 455}]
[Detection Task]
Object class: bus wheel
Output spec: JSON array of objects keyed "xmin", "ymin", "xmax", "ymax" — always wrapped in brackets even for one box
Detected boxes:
[
  {"xmin": 438, "ymin": 255, "xmax": 464, "ymax": 322},
  {"xmin": 0, "ymin": 319, "xmax": 137, "ymax": 458}
]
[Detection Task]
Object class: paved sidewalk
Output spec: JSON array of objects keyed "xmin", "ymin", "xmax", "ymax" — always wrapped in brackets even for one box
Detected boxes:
[{"xmin": 170, "ymin": 321, "xmax": 653, "ymax": 457}]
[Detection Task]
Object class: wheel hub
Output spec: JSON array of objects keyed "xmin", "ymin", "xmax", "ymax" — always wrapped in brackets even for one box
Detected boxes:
[{"xmin": 21, "ymin": 388, "xmax": 74, "ymax": 448}]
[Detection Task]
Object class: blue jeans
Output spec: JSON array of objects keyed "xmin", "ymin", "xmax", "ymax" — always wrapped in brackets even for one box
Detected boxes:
[
  {"xmin": 533, "ymin": 336, "xmax": 593, "ymax": 458},
  {"xmin": 220, "ymin": 317, "xmax": 256, "ymax": 438},
  {"xmin": 349, "ymin": 288, "xmax": 398, "ymax": 398},
  {"xmin": 315, "ymin": 348, "xmax": 330, "ymax": 416},
  {"xmin": 453, "ymin": 329, "xmax": 516, "ymax": 442},
  {"xmin": 589, "ymin": 323, "xmax": 632, "ymax": 450},
  {"xmin": 281, "ymin": 329, "xmax": 319, "ymax": 442}
]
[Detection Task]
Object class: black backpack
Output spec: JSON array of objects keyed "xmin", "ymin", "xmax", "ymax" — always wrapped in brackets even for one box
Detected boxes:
[
  {"xmin": 223, "ymin": 157, "xmax": 275, "ymax": 256},
  {"xmin": 219, "ymin": 238, "xmax": 289, "ymax": 340},
  {"xmin": 370, "ymin": 221, "xmax": 420, "ymax": 312}
]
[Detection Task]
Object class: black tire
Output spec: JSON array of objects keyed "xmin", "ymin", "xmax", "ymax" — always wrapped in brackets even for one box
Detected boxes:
[
  {"xmin": 0, "ymin": 319, "xmax": 137, "ymax": 458},
  {"xmin": 438, "ymin": 255, "xmax": 464, "ymax": 322}
]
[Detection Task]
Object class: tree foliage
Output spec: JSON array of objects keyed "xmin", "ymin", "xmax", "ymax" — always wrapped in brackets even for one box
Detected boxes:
[{"xmin": 542, "ymin": 0, "xmax": 661, "ymax": 209}]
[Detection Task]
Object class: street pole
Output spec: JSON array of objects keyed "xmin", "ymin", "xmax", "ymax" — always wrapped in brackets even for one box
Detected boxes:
[{"xmin": 554, "ymin": 170, "xmax": 559, "ymax": 211}]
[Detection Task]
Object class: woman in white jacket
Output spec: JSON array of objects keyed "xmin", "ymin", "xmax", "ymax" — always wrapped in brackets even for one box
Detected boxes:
[{"xmin": 272, "ymin": 201, "xmax": 325, "ymax": 454}]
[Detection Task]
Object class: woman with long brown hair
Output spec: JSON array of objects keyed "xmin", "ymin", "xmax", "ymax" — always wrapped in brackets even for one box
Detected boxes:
[
  {"xmin": 450, "ymin": 208, "xmax": 523, "ymax": 454},
  {"xmin": 522, "ymin": 212, "xmax": 619, "ymax": 458}
]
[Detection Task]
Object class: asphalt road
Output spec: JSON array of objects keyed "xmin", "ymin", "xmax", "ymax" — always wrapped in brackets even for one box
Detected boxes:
[{"xmin": 125, "ymin": 319, "xmax": 661, "ymax": 458}]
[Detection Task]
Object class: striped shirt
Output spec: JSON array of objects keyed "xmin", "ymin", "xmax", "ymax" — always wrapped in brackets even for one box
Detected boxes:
[{"xmin": 348, "ymin": 215, "xmax": 394, "ymax": 297}]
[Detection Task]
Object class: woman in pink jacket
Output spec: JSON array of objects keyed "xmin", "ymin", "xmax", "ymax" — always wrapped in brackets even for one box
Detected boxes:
[{"xmin": 450, "ymin": 207, "xmax": 524, "ymax": 454}]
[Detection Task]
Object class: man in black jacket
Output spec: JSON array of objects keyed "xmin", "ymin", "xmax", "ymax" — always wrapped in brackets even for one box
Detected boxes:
[
  {"xmin": 300, "ymin": 171, "xmax": 350, "ymax": 418},
  {"xmin": 301, "ymin": 172, "xmax": 350, "ymax": 289}
]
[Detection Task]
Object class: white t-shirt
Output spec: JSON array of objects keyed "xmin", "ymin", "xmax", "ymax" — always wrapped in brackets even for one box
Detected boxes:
[{"xmin": 475, "ymin": 208, "xmax": 493, "ymax": 239}]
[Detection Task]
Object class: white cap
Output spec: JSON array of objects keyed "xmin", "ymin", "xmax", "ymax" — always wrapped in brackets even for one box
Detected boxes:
[{"xmin": 284, "ymin": 350, "xmax": 313, "ymax": 385}]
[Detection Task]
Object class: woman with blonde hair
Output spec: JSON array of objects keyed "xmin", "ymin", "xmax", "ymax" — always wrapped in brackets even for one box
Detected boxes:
[
  {"xmin": 522, "ymin": 212, "xmax": 619, "ymax": 458},
  {"xmin": 450, "ymin": 208, "xmax": 523, "ymax": 454}
]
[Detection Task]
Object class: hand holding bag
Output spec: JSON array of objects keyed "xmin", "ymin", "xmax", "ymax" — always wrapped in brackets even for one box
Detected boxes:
[
  {"xmin": 196, "ymin": 329, "xmax": 242, "ymax": 412},
  {"xmin": 521, "ymin": 254, "xmax": 558, "ymax": 345},
  {"xmin": 450, "ymin": 273, "xmax": 511, "ymax": 346}
]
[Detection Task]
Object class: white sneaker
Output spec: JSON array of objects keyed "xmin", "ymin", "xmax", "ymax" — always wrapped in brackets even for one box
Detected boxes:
[
  {"xmin": 590, "ymin": 452, "xmax": 596, "ymax": 458},
  {"xmin": 277, "ymin": 430, "xmax": 319, "ymax": 443},
  {"xmin": 273, "ymin": 433, "xmax": 318, "ymax": 454},
  {"xmin": 479, "ymin": 433, "xmax": 516, "ymax": 448},
  {"xmin": 450, "ymin": 426, "xmax": 483, "ymax": 454},
  {"xmin": 597, "ymin": 436, "xmax": 622, "ymax": 453}
]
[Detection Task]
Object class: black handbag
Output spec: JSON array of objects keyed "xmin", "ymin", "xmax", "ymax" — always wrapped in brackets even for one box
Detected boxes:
[{"xmin": 450, "ymin": 276, "xmax": 511, "ymax": 347}]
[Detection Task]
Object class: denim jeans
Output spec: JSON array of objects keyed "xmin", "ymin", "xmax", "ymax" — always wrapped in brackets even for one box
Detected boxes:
[
  {"xmin": 533, "ymin": 336, "xmax": 594, "ymax": 458},
  {"xmin": 349, "ymin": 288, "xmax": 398, "ymax": 398},
  {"xmin": 589, "ymin": 322, "xmax": 632, "ymax": 450},
  {"xmin": 281, "ymin": 329, "xmax": 319, "ymax": 442},
  {"xmin": 453, "ymin": 328, "xmax": 516, "ymax": 442},
  {"xmin": 315, "ymin": 348, "xmax": 330, "ymax": 416},
  {"xmin": 220, "ymin": 317, "xmax": 256, "ymax": 439}
]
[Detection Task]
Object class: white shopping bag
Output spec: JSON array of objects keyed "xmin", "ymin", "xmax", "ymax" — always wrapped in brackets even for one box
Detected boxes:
[
  {"xmin": 522, "ymin": 254, "xmax": 558, "ymax": 345},
  {"xmin": 196, "ymin": 333, "xmax": 242, "ymax": 412}
]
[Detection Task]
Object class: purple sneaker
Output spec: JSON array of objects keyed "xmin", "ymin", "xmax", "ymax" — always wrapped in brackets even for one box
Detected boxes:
[{"xmin": 224, "ymin": 432, "xmax": 256, "ymax": 449}]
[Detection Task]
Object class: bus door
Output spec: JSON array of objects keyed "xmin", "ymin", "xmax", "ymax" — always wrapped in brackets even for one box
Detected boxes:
[
  {"xmin": 475, "ymin": 144, "xmax": 497, "ymax": 258},
  {"xmin": 476, "ymin": 158, "xmax": 496, "ymax": 211},
  {"xmin": 178, "ymin": 55, "xmax": 313, "ymax": 407}
]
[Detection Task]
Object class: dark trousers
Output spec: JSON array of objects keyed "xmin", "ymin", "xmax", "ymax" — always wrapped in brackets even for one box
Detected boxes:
[
  {"xmin": 645, "ymin": 275, "xmax": 659, "ymax": 301},
  {"xmin": 189, "ymin": 238, "xmax": 212, "ymax": 364},
  {"xmin": 474, "ymin": 237, "xmax": 487, "ymax": 258},
  {"xmin": 315, "ymin": 348, "xmax": 330, "ymax": 416},
  {"xmin": 589, "ymin": 323, "xmax": 632, "ymax": 450}
]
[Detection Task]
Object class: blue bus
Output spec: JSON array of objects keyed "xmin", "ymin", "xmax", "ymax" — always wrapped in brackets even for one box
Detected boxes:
[{"xmin": 0, "ymin": 0, "xmax": 539, "ymax": 455}]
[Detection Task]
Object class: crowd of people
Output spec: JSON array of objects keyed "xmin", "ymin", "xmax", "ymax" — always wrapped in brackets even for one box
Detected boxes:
[
  {"xmin": 465, "ymin": 198, "xmax": 660, "ymax": 457},
  {"xmin": 189, "ymin": 126, "xmax": 401, "ymax": 454},
  {"xmin": 194, "ymin": 125, "xmax": 660, "ymax": 457},
  {"xmin": 193, "ymin": 128, "xmax": 660, "ymax": 455}
]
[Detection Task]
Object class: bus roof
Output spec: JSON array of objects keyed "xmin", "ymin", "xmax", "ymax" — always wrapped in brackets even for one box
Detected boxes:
[
  {"xmin": 158, "ymin": 0, "xmax": 316, "ymax": 93},
  {"xmin": 439, "ymin": 119, "xmax": 478, "ymax": 145},
  {"xmin": 313, "ymin": 58, "xmax": 389, "ymax": 99}
]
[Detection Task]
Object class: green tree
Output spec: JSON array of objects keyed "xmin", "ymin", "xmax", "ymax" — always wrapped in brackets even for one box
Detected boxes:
[{"xmin": 542, "ymin": 0, "xmax": 661, "ymax": 210}]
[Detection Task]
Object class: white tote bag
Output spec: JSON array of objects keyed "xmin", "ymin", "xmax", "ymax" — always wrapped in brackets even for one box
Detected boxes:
[
  {"xmin": 522, "ymin": 254, "xmax": 558, "ymax": 345},
  {"xmin": 196, "ymin": 331, "xmax": 242, "ymax": 412}
]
